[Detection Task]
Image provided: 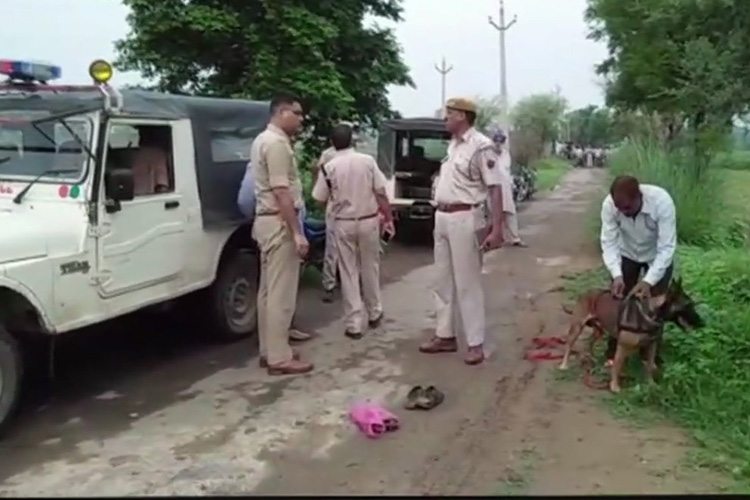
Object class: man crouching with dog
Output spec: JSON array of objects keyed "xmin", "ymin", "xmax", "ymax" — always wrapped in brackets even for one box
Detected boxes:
[
  {"xmin": 601, "ymin": 175, "xmax": 677, "ymax": 367},
  {"xmin": 558, "ymin": 175, "xmax": 704, "ymax": 393}
]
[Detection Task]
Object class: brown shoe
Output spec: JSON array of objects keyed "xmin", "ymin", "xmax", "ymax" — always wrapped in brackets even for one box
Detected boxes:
[
  {"xmin": 345, "ymin": 330, "xmax": 364, "ymax": 340},
  {"xmin": 464, "ymin": 345, "xmax": 485, "ymax": 365},
  {"xmin": 419, "ymin": 336, "xmax": 458, "ymax": 354},
  {"xmin": 267, "ymin": 359, "xmax": 314, "ymax": 376},
  {"xmin": 259, "ymin": 350, "xmax": 300, "ymax": 368},
  {"xmin": 368, "ymin": 313, "xmax": 384, "ymax": 328}
]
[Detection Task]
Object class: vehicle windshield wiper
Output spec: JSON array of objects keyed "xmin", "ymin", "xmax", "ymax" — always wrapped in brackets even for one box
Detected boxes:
[
  {"xmin": 13, "ymin": 168, "xmax": 79, "ymax": 205},
  {"xmin": 30, "ymin": 109, "xmax": 96, "ymax": 163},
  {"xmin": 0, "ymin": 156, "xmax": 11, "ymax": 166}
]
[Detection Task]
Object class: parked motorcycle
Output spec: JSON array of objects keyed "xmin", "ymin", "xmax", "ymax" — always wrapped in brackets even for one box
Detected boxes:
[{"xmin": 512, "ymin": 164, "xmax": 537, "ymax": 202}]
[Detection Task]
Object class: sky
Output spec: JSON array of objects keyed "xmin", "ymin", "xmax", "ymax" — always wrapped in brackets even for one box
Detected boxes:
[{"xmin": 1, "ymin": 0, "xmax": 608, "ymax": 117}]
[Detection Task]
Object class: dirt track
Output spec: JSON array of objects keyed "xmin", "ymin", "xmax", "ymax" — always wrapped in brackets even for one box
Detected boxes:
[{"xmin": 0, "ymin": 168, "xmax": 726, "ymax": 496}]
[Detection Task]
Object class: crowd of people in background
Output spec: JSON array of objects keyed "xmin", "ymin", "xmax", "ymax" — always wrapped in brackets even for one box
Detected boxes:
[{"xmin": 558, "ymin": 142, "xmax": 609, "ymax": 168}]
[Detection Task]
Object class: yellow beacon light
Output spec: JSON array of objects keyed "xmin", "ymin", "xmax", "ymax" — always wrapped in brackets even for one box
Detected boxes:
[{"xmin": 88, "ymin": 59, "xmax": 113, "ymax": 84}]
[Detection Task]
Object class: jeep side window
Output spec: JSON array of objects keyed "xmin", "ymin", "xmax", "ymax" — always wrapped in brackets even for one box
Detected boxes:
[{"xmin": 106, "ymin": 124, "xmax": 175, "ymax": 197}]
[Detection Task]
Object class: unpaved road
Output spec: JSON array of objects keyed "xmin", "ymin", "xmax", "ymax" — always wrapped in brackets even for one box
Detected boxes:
[{"xmin": 0, "ymin": 169, "xmax": 726, "ymax": 496}]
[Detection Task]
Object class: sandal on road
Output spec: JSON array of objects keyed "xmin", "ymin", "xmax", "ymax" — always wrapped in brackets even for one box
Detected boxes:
[{"xmin": 404, "ymin": 385, "xmax": 444, "ymax": 411}]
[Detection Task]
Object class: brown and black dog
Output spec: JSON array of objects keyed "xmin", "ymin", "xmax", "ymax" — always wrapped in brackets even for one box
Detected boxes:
[{"xmin": 558, "ymin": 278, "xmax": 704, "ymax": 393}]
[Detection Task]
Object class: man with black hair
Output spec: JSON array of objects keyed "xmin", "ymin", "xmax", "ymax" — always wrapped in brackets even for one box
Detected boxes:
[
  {"xmin": 251, "ymin": 93, "xmax": 313, "ymax": 376},
  {"xmin": 601, "ymin": 175, "xmax": 677, "ymax": 366},
  {"xmin": 312, "ymin": 124, "xmax": 395, "ymax": 340}
]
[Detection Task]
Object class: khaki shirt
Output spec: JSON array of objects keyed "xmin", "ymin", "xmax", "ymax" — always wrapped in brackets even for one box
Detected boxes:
[
  {"xmin": 317, "ymin": 147, "xmax": 337, "ymax": 169},
  {"xmin": 311, "ymin": 148, "xmax": 386, "ymax": 220},
  {"xmin": 434, "ymin": 128, "xmax": 501, "ymax": 205},
  {"xmin": 251, "ymin": 124, "xmax": 304, "ymax": 214}
]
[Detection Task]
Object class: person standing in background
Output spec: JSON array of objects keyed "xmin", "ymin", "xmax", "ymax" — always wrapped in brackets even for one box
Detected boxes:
[
  {"xmin": 312, "ymin": 124, "xmax": 395, "ymax": 339},
  {"xmin": 491, "ymin": 130, "xmax": 525, "ymax": 247},
  {"xmin": 313, "ymin": 121, "xmax": 360, "ymax": 303}
]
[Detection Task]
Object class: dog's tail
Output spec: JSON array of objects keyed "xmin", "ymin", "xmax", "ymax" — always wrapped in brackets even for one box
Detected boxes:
[{"xmin": 561, "ymin": 304, "xmax": 574, "ymax": 315}]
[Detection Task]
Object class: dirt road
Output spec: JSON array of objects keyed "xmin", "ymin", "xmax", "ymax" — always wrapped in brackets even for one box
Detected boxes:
[{"xmin": 0, "ymin": 169, "xmax": 725, "ymax": 496}]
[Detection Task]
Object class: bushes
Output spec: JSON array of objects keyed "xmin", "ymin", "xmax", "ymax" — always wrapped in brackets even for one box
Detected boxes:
[{"xmin": 624, "ymin": 246, "xmax": 750, "ymax": 481}]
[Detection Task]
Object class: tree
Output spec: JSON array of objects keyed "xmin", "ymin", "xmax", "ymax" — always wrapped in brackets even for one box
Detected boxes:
[
  {"xmin": 565, "ymin": 105, "xmax": 616, "ymax": 147},
  {"xmin": 586, "ymin": 0, "xmax": 750, "ymax": 167},
  {"xmin": 474, "ymin": 95, "xmax": 504, "ymax": 133},
  {"xmin": 115, "ymin": 0, "xmax": 413, "ymax": 157},
  {"xmin": 511, "ymin": 93, "xmax": 567, "ymax": 159}
]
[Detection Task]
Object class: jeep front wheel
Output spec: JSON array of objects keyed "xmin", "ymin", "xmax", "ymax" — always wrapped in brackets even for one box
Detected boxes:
[
  {"xmin": 0, "ymin": 325, "xmax": 22, "ymax": 434},
  {"xmin": 208, "ymin": 251, "xmax": 259, "ymax": 342}
]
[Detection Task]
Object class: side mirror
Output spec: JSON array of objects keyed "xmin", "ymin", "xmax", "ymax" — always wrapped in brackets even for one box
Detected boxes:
[{"xmin": 106, "ymin": 168, "xmax": 134, "ymax": 202}]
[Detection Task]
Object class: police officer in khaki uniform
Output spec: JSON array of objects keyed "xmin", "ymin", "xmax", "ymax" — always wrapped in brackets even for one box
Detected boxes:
[
  {"xmin": 419, "ymin": 97, "xmax": 506, "ymax": 365},
  {"xmin": 312, "ymin": 124, "xmax": 395, "ymax": 339},
  {"xmin": 252, "ymin": 93, "xmax": 313, "ymax": 376}
]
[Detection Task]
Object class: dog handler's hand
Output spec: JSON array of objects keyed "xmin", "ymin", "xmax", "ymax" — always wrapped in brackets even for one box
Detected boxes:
[
  {"xmin": 610, "ymin": 277, "xmax": 625, "ymax": 299},
  {"xmin": 629, "ymin": 280, "xmax": 651, "ymax": 299}
]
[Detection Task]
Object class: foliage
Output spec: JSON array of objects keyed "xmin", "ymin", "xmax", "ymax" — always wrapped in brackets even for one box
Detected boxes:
[
  {"xmin": 564, "ymin": 105, "xmax": 614, "ymax": 146},
  {"xmin": 475, "ymin": 94, "xmax": 504, "ymax": 133},
  {"xmin": 510, "ymin": 93, "xmax": 567, "ymax": 162},
  {"xmin": 565, "ymin": 245, "xmax": 750, "ymax": 486},
  {"xmin": 115, "ymin": 0, "xmax": 413, "ymax": 161},
  {"xmin": 585, "ymin": 0, "xmax": 750, "ymax": 176}
]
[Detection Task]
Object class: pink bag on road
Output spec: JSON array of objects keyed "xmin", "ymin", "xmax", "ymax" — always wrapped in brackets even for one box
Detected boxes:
[{"xmin": 349, "ymin": 403, "xmax": 400, "ymax": 439}]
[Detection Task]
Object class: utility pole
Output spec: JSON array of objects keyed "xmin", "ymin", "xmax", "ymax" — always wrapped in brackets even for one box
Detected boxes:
[
  {"xmin": 488, "ymin": 0, "xmax": 517, "ymax": 132},
  {"xmin": 434, "ymin": 56, "xmax": 453, "ymax": 117}
]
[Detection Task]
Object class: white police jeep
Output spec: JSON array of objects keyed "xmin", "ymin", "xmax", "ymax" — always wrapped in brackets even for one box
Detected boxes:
[{"xmin": 0, "ymin": 60, "xmax": 266, "ymax": 431}]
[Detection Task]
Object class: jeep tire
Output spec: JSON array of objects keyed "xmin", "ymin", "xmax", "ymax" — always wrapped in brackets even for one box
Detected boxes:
[
  {"xmin": 0, "ymin": 325, "xmax": 22, "ymax": 435},
  {"xmin": 206, "ymin": 250, "xmax": 259, "ymax": 342}
]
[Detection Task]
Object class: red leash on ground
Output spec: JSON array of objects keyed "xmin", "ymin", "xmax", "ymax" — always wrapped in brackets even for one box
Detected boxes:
[{"xmin": 524, "ymin": 336, "xmax": 609, "ymax": 390}]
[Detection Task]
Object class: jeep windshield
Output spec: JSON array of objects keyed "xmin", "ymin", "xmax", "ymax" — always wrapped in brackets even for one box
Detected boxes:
[{"xmin": 0, "ymin": 110, "xmax": 92, "ymax": 182}]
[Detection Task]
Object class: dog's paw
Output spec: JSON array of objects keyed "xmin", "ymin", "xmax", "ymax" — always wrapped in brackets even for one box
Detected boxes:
[
  {"xmin": 609, "ymin": 383, "xmax": 621, "ymax": 394},
  {"xmin": 558, "ymin": 363, "xmax": 569, "ymax": 371}
]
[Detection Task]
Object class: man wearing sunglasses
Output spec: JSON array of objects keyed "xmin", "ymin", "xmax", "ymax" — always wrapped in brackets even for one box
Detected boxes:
[{"xmin": 251, "ymin": 93, "xmax": 313, "ymax": 376}]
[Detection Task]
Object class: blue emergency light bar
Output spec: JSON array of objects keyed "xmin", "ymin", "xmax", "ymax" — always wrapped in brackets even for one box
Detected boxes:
[{"xmin": 0, "ymin": 59, "xmax": 61, "ymax": 83}]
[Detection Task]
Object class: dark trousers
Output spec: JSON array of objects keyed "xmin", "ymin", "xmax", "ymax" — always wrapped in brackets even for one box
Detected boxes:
[{"xmin": 605, "ymin": 257, "xmax": 673, "ymax": 361}]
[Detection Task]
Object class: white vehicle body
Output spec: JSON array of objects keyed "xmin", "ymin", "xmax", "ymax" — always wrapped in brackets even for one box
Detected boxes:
[{"xmin": 0, "ymin": 85, "xmax": 267, "ymax": 430}]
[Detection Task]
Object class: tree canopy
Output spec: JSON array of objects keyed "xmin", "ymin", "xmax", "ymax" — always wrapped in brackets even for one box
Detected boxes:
[
  {"xmin": 586, "ymin": 0, "xmax": 750, "ymax": 130},
  {"xmin": 115, "ymin": 0, "xmax": 413, "ymax": 151}
]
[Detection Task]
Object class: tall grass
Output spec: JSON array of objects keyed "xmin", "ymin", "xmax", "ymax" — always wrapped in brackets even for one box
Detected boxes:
[{"xmin": 607, "ymin": 139, "xmax": 729, "ymax": 246}]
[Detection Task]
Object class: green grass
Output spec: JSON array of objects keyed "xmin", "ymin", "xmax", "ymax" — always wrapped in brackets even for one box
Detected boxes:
[
  {"xmin": 565, "ymin": 141, "xmax": 750, "ymax": 489},
  {"xmin": 712, "ymin": 149, "xmax": 750, "ymax": 171},
  {"xmin": 532, "ymin": 157, "xmax": 571, "ymax": 191}
]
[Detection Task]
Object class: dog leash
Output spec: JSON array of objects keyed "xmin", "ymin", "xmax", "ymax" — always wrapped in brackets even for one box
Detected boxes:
[{"xmin": 524, "ymin": 335, "xmax": 609, "ymax": 390}]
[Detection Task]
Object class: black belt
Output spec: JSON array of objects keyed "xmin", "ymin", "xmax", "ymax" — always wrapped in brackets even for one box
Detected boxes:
[{"xmin": 335, "ymin": 212, "xmax": 379, "ymax": 221}]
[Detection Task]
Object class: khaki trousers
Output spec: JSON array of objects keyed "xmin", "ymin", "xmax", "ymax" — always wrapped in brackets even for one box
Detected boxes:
[
  {"xmin": 321, "ymin": 207, "xmax": 339, "ymax": 292},
  {"xmin": 336, "ymin": 217, "xmax": 383, "ymax": 333},
  {"xmin": 505, "ymin": 211, "xmax": 521, "ymax": 243},
  {"xmin": 433, "ymin": 208, "xmax": 486, "ymax": 347},
  {"xmin": 252, "ymin": 216, "xmax": 298, "ymax": 365}
]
